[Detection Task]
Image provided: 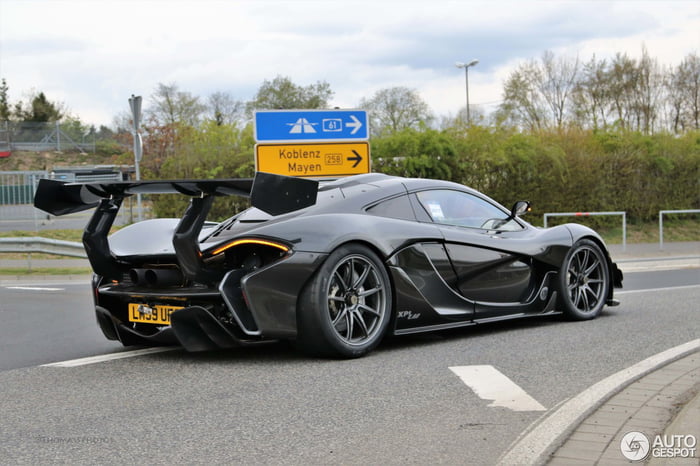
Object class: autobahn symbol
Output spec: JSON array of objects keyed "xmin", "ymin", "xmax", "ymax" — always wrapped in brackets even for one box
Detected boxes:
[{"xmin": 288, "ymin": 118, "xmax": 318, "ymax": 134}]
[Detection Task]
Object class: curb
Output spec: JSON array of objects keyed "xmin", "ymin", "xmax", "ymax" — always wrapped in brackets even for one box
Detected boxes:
[
  {"xmin": 551, "ymin": 352, "xmax": 699, "ymax": 465},
  {"xmin": 497, "ymin": 339, "xmax": 700, "ymax": 465}
]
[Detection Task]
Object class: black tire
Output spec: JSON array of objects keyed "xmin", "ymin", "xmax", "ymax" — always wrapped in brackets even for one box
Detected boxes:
[
  {"xmin": 557, "ymin": 239, "xmax": 610, "ymax": 320},
  {"xmin": 297, "ymin": 243, "xmax": 392, "ymax": 358}
]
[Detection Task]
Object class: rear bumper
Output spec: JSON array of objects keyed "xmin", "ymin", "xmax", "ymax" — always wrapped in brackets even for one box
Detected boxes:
[
  {"xmin": 93, "ymin": 251, "xmax": 326, "ymax": 351},
  {"xmin": 96, "ymin": 305, "xmax": 178, "ymax": 347},
  {"xmin": 95, "ymin": 303, "xmax": 259, "ymax": 351}
]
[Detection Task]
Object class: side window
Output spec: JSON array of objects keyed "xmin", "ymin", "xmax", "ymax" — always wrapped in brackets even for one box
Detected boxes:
[
  {"xmin": 366, "ymin": 194, "xmax": 416, "ymax": 221},
  {"xmin": 416, "ymin": 190, "xmax": 523, "ymax": 231}
]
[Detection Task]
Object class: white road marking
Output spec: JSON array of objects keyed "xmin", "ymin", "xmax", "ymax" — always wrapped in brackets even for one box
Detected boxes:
[
  {"xmin": 619, "ymin": 260, "xmax": 699, "ymax": 272},
  {"xmin": 42, "ymin": 347, "xmax": 178, "ymax": 367},
  {"xmin": 5, "ymin": 286, "xmax": 64, "ymax": 291},
  {"xmin": 497, "ymin": 338, "xmax": 700, "ymax": 465},
  {"xmin": 449, "ymin": 365, "xmax": 546, "ymax": 412},
  {"xmin": 617, "ymin": 284, "xmax": 700, "ymax": 295}
]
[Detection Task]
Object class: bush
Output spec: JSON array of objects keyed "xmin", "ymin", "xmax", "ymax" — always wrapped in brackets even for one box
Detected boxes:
[{"xmin": 372, "ymin": 126, "xmax": 699, "ymax": 223}]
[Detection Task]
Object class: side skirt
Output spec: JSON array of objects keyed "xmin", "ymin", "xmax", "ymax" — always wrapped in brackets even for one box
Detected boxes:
[{"xmin": 393, "ymin": 291, "xmax": 560, "ymax": 336}]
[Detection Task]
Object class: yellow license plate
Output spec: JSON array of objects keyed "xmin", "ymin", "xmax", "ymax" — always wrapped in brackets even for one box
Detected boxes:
[{"xmin": 128, "ymin": 303, "xmax": 183, "ymax": 325}]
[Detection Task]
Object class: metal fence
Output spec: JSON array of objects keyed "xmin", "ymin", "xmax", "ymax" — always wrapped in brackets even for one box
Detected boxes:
[
  {"xmin": 0, "ymin": 121, "xmax": 96, "ymax": 153},
  {"xmin": 659, "ymin": 209, "xmax": 700, "ymax": 250},
  {"xmin": 0, "ymin": 237, "xmax": 86, "ymax": 257},
  {"xmin": 544, "ymin": 211, "xmax": 627, "ymax": 251},
  {"xmin": 0, "ymin": 170, "xmax": 47, "ymax": 224},
  {"xmin": 0, "ymin": 169, "xmax": 130, "ymax": 229}
]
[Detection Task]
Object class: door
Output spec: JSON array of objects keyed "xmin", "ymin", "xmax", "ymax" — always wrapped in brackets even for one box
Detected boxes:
[{"xmin": 413, "ymin": 189, "xmax": 536, "ymax": 318}]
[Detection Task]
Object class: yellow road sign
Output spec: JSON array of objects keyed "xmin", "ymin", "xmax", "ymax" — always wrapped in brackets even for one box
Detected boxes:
[{"xmin": 255, "ymin": 142, "xmax": 370, "ymax": 178}]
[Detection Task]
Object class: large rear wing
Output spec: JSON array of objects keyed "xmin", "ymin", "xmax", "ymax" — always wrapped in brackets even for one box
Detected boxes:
[
  {"xmin": 32, "ymin": 172, "xmax": 319, "ymax": 282},
  {"xmin": 34, "ymin": 172, "xmax": 318, "ymax": 217}
]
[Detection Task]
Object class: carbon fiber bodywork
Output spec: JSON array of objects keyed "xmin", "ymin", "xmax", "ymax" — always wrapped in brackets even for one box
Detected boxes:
[{"xmin": 35, "ymin": 172, "xmax": 622, "ymax": 352}]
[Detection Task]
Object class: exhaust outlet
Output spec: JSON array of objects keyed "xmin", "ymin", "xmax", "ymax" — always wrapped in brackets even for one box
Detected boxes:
[
  {"xmin": 129, "ymin": 268, "xmax": 184, "ymax": 287},
  {"xmin": 144, "ymin": 268, "xmax": 184, "ymax": 287},
  {"xmin": 129, "ymin": 268, "xmax": 147, "ymax": 285}
]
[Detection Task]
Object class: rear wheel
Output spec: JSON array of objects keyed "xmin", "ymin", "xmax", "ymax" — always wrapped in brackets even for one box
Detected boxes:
[
  {"xmin": 557, "ymin": 239, "xmax": 610, "ymax": 320},
  {"xmin": 297, "ymin": 243, "xmax": 392, "ymax": 358}
]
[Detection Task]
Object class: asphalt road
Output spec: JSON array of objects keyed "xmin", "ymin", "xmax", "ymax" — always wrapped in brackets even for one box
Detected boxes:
[
  {"xmin": 0, "ymin": 268, "xmax": 698, "ymax": 464},
  {"xmin": 1, "ymin": 268, "xmax": 696, "ymax": 372}
]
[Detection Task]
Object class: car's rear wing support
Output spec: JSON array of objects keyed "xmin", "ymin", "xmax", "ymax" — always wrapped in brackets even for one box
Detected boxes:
[
  {"xmin": 172, "ymin": 195, "xmax": 219, "ymax": 283},
  {"xmin": 33, "ymin": 172, "xmax": 319, "ymax": 282},
  {"xmin": 83, "ymin": 197, "xmax": 130, "ymax": 280}
]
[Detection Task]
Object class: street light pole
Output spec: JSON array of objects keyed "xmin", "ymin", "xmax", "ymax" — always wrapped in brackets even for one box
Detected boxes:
[{"xmin": 455, "ymin": 59, "xmax": 479, "ymax": 125}]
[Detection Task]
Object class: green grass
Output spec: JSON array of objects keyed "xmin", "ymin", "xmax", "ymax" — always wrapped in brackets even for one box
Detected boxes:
[
  {"xmin": 538, "ymin": 216, "xmax": 699, "ymax": 244},
  {"xmin": 0, "ymin": 252, "xmax": 72, "ymax": 260},
  {"xmin": 591, "ymin": 218, "xmax": 698, "ymax": 244},
  {"xmin": 0, "ymin": 229, "xmax": 85, "ymax": 242},
  {"xmin": 0, "ymin": 225, "xmax": 124, "ymax": 242}
]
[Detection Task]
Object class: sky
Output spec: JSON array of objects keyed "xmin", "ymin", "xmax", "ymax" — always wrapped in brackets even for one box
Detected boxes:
[{"xmin": 1, "ymin": 0, "xmax": 698, "ymax": 127}]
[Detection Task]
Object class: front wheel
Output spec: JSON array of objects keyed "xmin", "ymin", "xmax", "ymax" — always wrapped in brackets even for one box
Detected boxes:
[
  {"xmin": 557, "ymin": 239, "xmax": 610, "ymax": 320},
  {"xmin": 297, "ymin": 244, "xmax": 392, "ymax": 358}
]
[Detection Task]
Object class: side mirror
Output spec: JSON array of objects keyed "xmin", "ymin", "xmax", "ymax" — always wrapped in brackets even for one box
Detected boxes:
[{"xmin": 511, "ymin": 201, "xmax": 531, "ymax": 217}]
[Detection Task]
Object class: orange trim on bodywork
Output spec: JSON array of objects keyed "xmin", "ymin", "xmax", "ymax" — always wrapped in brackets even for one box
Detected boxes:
[{"xmin": 210, "ymin": 239, "xmax": 289, "ymax": 256}]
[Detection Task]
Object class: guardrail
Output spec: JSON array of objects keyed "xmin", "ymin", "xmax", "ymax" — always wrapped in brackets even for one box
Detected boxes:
[
  {"xmin": 0, "ymin": 237, "xmax": 86, "ymax": 258},
  {"xmin": 659, "ymin": 209, "xmax": 700, "ymax": 250},
  {"xmin": 543, "ymin": 211, "xmax": 626, "ymax": 251}
]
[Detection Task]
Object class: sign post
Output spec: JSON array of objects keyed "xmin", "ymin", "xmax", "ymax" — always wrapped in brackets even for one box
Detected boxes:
[{"xmin": 128, "ymin": 95, "xmax": 143, "ymax": 221}]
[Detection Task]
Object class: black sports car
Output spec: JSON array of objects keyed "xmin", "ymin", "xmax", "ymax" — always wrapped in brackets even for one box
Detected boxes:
[{"xmin": 34, "ymin": 172, "xmax": 622, "ymax": 358}]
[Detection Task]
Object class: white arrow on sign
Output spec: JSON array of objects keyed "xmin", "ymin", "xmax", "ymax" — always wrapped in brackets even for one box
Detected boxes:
[
  {"xmin": 346, "ymin": 115, "xmax": 363, "ymax": 135},
  {"xmin": 449, "ymin": 365, "xmax": 546, "ymax": 411}
]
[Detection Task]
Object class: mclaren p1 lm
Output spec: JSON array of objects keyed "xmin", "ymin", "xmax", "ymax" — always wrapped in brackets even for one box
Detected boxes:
[{"xmin": 34, "ymin": 172, "xmax": 623, "ymax": 358}]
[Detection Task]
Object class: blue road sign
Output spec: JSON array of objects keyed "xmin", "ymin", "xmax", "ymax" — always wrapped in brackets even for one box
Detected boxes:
[{"xmin": 255, "ymin": 109, "xmax": 369, "ymax": 142}]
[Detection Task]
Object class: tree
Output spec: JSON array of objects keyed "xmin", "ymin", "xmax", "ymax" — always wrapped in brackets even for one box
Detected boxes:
[
  {"xmin": 438, "ymin": 106, "xmax": 487, "ymax": 131},
  {"xmin": 59, "ymin": 115, "xmax": 91, "ymax": 143},
  {"xmin": 666, "ymin": 52, "xmax": 700, "ymax": 132},
  {"xmin": 633, "ymin": 46, "xmax": 663, "ymax": 133},
  {"xmin": 246, "ymin": 76, "xmax": 334, "ymax": 114},
  {"xmin": 607, "ymin": 53, "xmax": 640, "ymax": 130},
  {"xmin": 14, "ymin": 91, "xmax": 63, "ymax": 122},
  {"xmin": 147, "ymin": 82, "xmax": 206, "ymax": 127},
  {"xmin": 207, "ymin": 91, "xmax": 244, "ymax": 126},
  {"xmin": 572, "ymin": 55, "xmax": 612, "ymax": 130},
  {"xmin": 600, "ymin": 49, "xmax": 665, "ymax": 133},
  {"xmin": 152, "ymin": 120, "xmax": 255, "ymax": 220},
  {"xmin": 497, "ymin": 51, "xmax": 578, "ymax": 131},
  {"xmin": 0, "ymin": 79, "xmax": 9, "ymax": 121},
  {"xmin": 497, "ymin": 62, "xmax": 548, "ymax": 131},
  {"xmin": 371, "ymin": 127, "xmax": 456, "ymax": 179},
  {"xmin": 539, "ymin": 50, "xmax": 579, "ymax": 128},
  {"xmin": 359, "ymin": 87, "xmax": 432, "ymax": 136}
]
